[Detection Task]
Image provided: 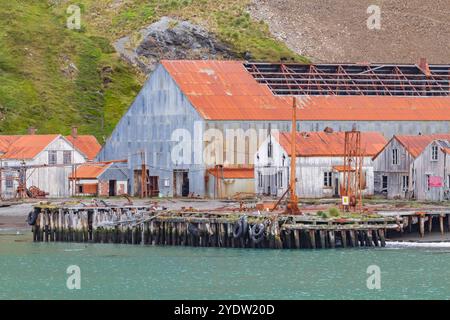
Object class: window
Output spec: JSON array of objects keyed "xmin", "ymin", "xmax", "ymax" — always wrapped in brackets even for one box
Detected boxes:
[
  {"xmin": 323, "ymin": 171, "xmax": 332, "ymax": 187},
  {"xmin": 431, "ymin": 145, "xmax": 439, "ymax": 161},
  {"xmin": 426, "ymin": 174, "xmax": 431, "ymax": 191},
  {"xmin": 63, "ymin": 151, "xmax": 72, "ymax": 165},
  {"xmin": 382, "ymin": 175, "xmax": 388, "ymax": 190},
  {"xmin": 48, "ymin": 150, "xmax": 57, "ymax": 165},
  {"xmin": 278, "ymin": 171, "xmax": 283, "ymax": 188},
  {"xmin": 5, "ymin": 173, "xmax": 13, "ymax": 189},
  {"xmin": 268, "ymin": 141, "xmax": 273, "ymax": 158},
  {"xmin": 258, "ymin": 172, "xmax": 263, "ymax": 188},
  {"xmin": 392, "ymin": 148, "xmax": 399, "ymax": 165},
  {"xmin": 402, "ymin": 175, "xmax": 409, "ymax": 191}
]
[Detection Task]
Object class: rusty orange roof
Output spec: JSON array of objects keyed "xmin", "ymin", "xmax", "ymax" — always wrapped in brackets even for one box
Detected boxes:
[
  {"xmin": 161, "ymin": 60, "xmax": 450, "ymax": 121},
  {"xmin": 393, "ymin": 134, "xmax": 450, "ymax": 158},
  {"xmin": 0, "ymin": 135, "xmax": 59, "ymax": 159},
  {"xmin": 207, "ymin": 166, "xmax": 254, "ymax": 179},
  {"xmin": 276, "ymin": 131, "xmax": 386, "ymax": 157},
  {"xmin": 69, "ymin": 163, "xmax": 109, "ymax": 179},
  {"xmin": 0, "ymin": 136, "xmax": 22, "ymax": 153},
  {"xmin": 69, "ymin": 160, "xmax": 127, "ymax": 179},
  {"xmin": 66, "ymin": 135, "xmax": 101, "ymax": 160},
  {"xmin": 332, "ymin": 165, "xmax": 356, "ymax": 172}
]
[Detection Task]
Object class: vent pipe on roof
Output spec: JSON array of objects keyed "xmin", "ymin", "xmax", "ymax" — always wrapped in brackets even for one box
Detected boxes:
[
  {"xmin": 28, "ymin": 127, "xmax": 36, "ymax": 135},
  {"xmin": 417, "ymin": 58, "xmax": 431, "ymax": 77},
  {"xmin": 71, "ymin": 126, "xmax": 78, "ymax": 138}
]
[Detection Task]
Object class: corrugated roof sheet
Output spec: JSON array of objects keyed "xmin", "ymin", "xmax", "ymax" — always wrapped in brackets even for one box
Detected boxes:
[
  {"xmin": 69, "ymin": 160, "xmax": 127, "ymax": 179},
  {"xmin": 0, "ymin": 136, "xmax": 22, "ymax": 153},
  {"xmin": 69, "ymin": 163, "xmax": 109, "ymax": 179},
  {"xmin": 161, "ymin": 60, "xmax": 450, "ymax": 121},
  {"xmin": 207, "ymin": 166, "xmax": 255, "ymax": 179},
  {"xmin": 276, "ymin": 131, "xmax": 387, "ymax": 157},
  {"xmin": 66, "ymin": 135, "xmax": 101, "ymax": 160},
  {"xmin": 0, "ymin": 134, "xmax": 101, "ymax": 160},
  {"xmin": 395, "ymin": 134, "xmax": 450, "ymax": 158},
  {"xmin": 0, "ymin": 135, "xmax": 59, "ymax": 159}
]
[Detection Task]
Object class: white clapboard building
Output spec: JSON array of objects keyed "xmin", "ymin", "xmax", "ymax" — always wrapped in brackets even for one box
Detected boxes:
[
  {"xmin": 0, "ymin": 131, "xmax": 101, "ymax": 198},
  {"xmin": 255, "ymin": 130, "xmax": 386, "ymax": 198}
]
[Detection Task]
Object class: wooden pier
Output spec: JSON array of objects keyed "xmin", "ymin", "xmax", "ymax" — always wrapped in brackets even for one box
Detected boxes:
[{"xmin": 29, "ymin": 203, "xmax": 409, "ymax": 249}]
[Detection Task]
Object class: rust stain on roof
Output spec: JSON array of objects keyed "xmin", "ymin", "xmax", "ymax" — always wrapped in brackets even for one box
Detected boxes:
[
  {"xmin": 0, "ymin": 134, "xmax": 101, "ymax": 160},
  {"xmin": 161, "ymin": 60, "xmax": 450, "ymax": 121},
  {"xmin": 66, "ymin": 135, "xmax": 102, "ymax": 160},
  {"xmin": 207, "ymin": 165, "xmax": 255, "ymax": 179},
  {"xmin": 69, "ymin": 163, "xmax": 109, "ymax": 179},
  {"xmin": 395, "ymin": 134, "xmax": 450, "ymax": 158},
  {"xmin": 276, "ymin": 131, "xmax": 387, "ymax": 157},
  {"xmin": 0, "ymin": 135, "xmax": 59, "ymax": 159}
]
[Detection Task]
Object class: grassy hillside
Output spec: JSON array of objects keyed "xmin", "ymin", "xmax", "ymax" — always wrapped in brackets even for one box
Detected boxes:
[{"xmin": 0, "ymin": 0, "xmax": 305, "ymax": 142}]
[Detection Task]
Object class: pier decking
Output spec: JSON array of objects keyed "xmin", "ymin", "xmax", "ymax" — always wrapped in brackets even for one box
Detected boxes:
[
  {"xmin": 29, "ymin": 202, "xmax": 450, "ymax": 249},
  {"xmin": 29, "ymin": 203, "xmax": 407, "ymax": 249}
]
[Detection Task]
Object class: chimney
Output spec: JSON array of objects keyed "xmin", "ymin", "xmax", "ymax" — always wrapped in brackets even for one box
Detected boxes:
[
  {"xmin": 28, "ymin": 127, "xmax": 36, "ymax": 135},
  {"xmin": 71, "ymin": 126, "xmax": 78, "ymax": 138},
  {"xmin": 323, "ymin": 126, "xmax": 334, "ymax": 134},
  {"xmin": 418, "ymin": 58, "xmax": 431, "ymax": 77}
]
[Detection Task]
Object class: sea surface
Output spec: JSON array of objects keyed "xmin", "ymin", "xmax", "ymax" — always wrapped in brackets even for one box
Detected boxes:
[{"xmin": 1, "ymin": 231, "xmax": 450, "ymax": 300}]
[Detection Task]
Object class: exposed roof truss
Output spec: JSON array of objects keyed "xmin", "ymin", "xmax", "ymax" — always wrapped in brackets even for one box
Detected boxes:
[{"xmin": 244, "ymin": 62, "xmax": 450, "ymax": 96}]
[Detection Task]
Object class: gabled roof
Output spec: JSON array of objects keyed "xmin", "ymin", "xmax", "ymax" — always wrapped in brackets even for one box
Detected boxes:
[
  {"xmin": 161, "ymin": 60, "xmax": 450, "ymax": 121},
  {"xmin": 0, "ymin": 135, "xmax": 59, "ymax": 159},
  {"xmin": 275, "ymin": 131, "xmax": 386, "ymax": 157},
  {"xmin": 69, "ymin": 160, "xmax": 126, "ymax": 179},
  {"xmin": 69, "ymin": 163, "xmax": 108, "ymax": 179},
  {"xmin": 382, "ymin": 134, "xmax": 450, "ymax": 159},
  {"xmin": 207, "ymin": 166, "xmax": 254, "ymax": 179},
  {"xmin": 66, "ymin": 135, "xmax": 101, "ymax": 160},
  {"xmin": 0, "ymin": 136, "xmax": 22, "ymax": 153}
]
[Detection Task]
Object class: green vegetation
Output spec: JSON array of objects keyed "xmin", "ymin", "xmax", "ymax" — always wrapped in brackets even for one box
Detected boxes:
[
  {"xmin": 328, "ymin": 207, "xmax": 340, "ymax": 217},
  {"xmin": 0, "ymin": 0, "xmax": 140, "ymax": 140},
  {"xmin": 0, "ymin": 0, "xmax": 305, "ymax": 140}
]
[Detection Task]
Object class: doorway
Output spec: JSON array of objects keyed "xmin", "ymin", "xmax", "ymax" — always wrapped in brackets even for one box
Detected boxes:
[
  {"xmin": 173, "ymin": 170, "xmax": 189, "ymax": 197},
  {"xmin": 334, "ymin": 177, "xmax": 339, "ymax": 197},
  {"xmin": 109, "ymin": 180, "xmax": 116, "ymax": 196}
]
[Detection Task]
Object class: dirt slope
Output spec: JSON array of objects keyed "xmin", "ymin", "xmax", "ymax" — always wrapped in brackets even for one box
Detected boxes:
[{"xmin": 249, "ymin": 0, "xmax": 450, "ymax": 63}]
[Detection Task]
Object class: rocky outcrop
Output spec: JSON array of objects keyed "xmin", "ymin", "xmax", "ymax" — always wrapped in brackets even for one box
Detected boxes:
[{"xmin": 114, "ymin": 17, "xmax": 235, "ymax": 74}]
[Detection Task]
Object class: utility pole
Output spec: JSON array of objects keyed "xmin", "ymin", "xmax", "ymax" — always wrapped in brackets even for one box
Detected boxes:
[
  {"xmin": 287, "ymin": 97, "xmax": 300, "ymax": 214},
  {"xmin": 140, "ymin": 150, "xmax": 147, "ymax": 198}
]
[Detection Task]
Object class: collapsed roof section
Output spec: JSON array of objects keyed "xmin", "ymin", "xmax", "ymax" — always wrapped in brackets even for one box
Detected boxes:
[{"xmin": 245, "ymin": 61, "xmax": 450, "ymax": 96}]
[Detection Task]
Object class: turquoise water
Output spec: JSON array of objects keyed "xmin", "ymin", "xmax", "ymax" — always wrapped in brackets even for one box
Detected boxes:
[{"xmin": 1, "ymin": 232, "xmax": 450, "ymax": 300}]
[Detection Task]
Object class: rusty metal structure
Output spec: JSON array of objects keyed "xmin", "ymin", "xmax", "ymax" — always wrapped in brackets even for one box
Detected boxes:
[
  {"xmin": 342, "ymin": 130, "xmax": 363, "ymax": 212},
  {"xmin": 246, "ymin": 61, "xmax": 450, "ymax": 96},
  {"xmin": 287, "ymin": 97, "xmax": 300, "ymax": 214}
]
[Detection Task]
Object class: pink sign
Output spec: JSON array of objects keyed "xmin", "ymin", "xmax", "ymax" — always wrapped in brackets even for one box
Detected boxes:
[{"xmin": 428, "ymin": 176, "xmax": 443, "ymax": 187}]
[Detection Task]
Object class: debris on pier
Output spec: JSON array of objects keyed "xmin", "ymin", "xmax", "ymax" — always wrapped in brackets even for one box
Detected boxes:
[{"xmin": 29, "ymin": 202, "xmax": 409, "ymax": 249}]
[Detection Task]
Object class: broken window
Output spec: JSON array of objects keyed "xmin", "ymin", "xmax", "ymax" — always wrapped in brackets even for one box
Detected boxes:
[
  {"xmin": 278, "ymin": 171, "xmax": 283, "ymax": 188},
  {"xmin": 258, "ymin": 172, "xmax": 263, "ymax": 188},
  {"xmin": 382, "ymin": 175, "xmax": 388, "ymax": 190},
  {"xmin": 402, "ymin": 175, "xmax": 409, "ymax": 191},
  {"xmin": 268, "ymin": 141, "xmax": 273, "ymax": 158},
  {"xmin": 431, "ymin": 145, "xmax": 439, "ymax": 161},
  {"xmin": 323, "ymin": 171, "xmax": 332, "ymax": 187},
  {"xmin": 392, "ymin": 148, "xmax": 399, "ymax": 165}
]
